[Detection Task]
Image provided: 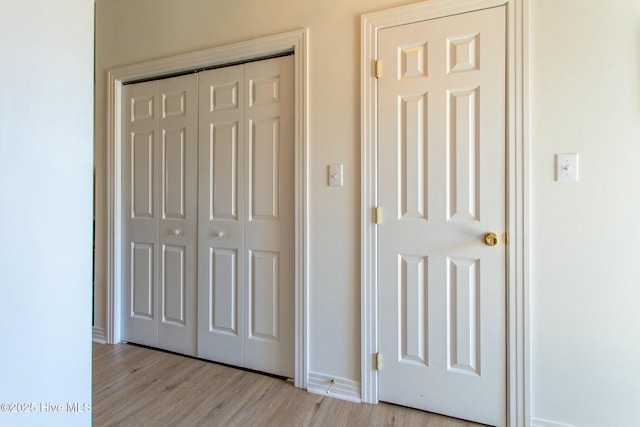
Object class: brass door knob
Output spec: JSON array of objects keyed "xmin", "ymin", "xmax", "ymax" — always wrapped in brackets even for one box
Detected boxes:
[{"xmin": 484, "ymin": 232, "xmax": 499, "ymax": 246}]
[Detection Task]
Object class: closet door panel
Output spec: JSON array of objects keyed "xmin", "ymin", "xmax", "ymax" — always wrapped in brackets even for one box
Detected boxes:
[
  {"xmin": 122, "ymin": 74, "xmax": 198, "ymax": 356},
  {"xmin": 198, "ymin": 65, "xmax": 246, "ymax": 366},
  {"xmin": 243, "ymin": 56, "xmax": 295, "ymax": 378},
  {"xmin": 122, "ymin": 80, "xmax": 160, "ymax": 347},
  {"xmin": 157, "ymin": 75, "xmax": 198, "ymax": 356}
]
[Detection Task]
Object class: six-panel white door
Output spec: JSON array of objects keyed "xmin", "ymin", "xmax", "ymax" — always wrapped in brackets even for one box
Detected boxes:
[
  {"xmin": 377, "ymin": 7, "xmax": 507, "ymax": 426},
  {"xmin": 198, "ymin": 56, "xmax": 295, "ymax": 377},
  {"xmin": 122, "ymin": 74, "xmax": 198, "ymax": 356}
]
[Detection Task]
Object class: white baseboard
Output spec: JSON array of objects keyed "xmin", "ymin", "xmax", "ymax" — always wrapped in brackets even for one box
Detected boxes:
[
  {"xmin": 307, "ymin": 372, "xmax": 361, "ymax": 403},
  {"xmin": 531, "ymin": 418, "xmax": 574, "ymax": 427},
  {"xmin": 92, "ymin": 326, "xmax": 107, "ymax": 344}
]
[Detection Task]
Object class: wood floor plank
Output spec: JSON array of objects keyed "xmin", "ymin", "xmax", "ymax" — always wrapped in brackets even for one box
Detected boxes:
[{"xmin": 93, "ymin": 343, "xmax": 487, "ymax": 427}]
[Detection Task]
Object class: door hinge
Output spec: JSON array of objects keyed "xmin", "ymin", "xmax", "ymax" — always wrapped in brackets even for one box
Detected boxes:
[
  {"xmin": 375, "ymin": 60, "xmax": 381, "ymax": 78},
  {"xmin": 375, "ymin": 352, "xmax": 382, "ymax": 371},
  {"xmin": 505, "ymin": 233, "xmax": 510, "ymax": 245},
  {"xmin": 374, "ymin": 207, "xmax": 382, "ymax": 224}
]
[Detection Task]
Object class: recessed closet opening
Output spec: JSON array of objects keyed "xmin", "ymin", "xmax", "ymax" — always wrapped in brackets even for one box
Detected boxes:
[
  {"xmin": 105, "ymin": 29, "xmax": 309, "ymax": 388},
  {"xmin": 122, "ymin": 55, "xmax": 295, "ymax": 378}
]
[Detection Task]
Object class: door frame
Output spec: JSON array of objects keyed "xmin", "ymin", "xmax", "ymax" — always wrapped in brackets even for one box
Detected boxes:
[
  {"xmin": 105, "ymin": 29, "xmax": 309, "ymax": 388},
  {"xmin": 360, "ymin": 1, "xmax": 529, "ymax": 425}
]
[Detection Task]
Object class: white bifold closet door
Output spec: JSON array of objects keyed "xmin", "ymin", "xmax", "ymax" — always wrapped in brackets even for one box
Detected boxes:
[
  {"xmin": 121, "ymin": 74, "xmax": 198, "ymax": 356},
  {"xmin": 121, "ymin": 56, "xmax": 294, "ymax": 378},
  {"xmin": 197, "ymin": 56, "xmax": 295, "ymax": 378}
]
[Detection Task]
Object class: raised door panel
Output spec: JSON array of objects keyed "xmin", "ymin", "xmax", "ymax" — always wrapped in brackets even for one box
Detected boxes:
[
  {"xmin": 162, "ymin": 128, "xmax": 187, "ymax": 220},
  {"xmin": 447, "ymin": 257, "xmax": 480, "ymax": 375},
  {"xmin": 249, "ymin": 118, "xmax": 280, "ymax": 221},
  {"xmin": 248, "ymin": 250, "xmax": 279, "ymax": 342},
  {"xmin": 209, "ymin": 248, "xmax": 238, "ymax": 335},
  {"xmin": 131, "ymin": 131, "xmax": 155, "ymax": 219},
  {"xmin": 131, "ymin": 242, "xmax": 154, "ymax": 320},
  {"xmin": 447, "ymin": 88, "xmax": 479, "ymax": 221},
  {"xmin": 399, "ymin": 254, "xmax": 429, "ymax": 367},
  {"xmin": 161, "ymin": 244, "xmax": 187, "ymax": 326},
  {"xmin": 211, "ymin": 122, "xmax": 239, "ymax": 220},
  {"xmin": 399, "ymin": 94, "xmax": 428, "ymax": 221}
]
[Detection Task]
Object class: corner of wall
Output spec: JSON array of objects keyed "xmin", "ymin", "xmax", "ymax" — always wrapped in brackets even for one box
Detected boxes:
[{"xmin": 92, "ymin": 326, "xmax": 107, "ymax": 344}]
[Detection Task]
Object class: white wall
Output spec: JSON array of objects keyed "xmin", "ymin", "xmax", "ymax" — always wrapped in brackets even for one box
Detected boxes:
[
  {"xmin": 93, "ymin": 0, "xmax": 640, "ymax": 426},
  {"xmin": 0, "ymin": 1, "xmax": 94, "ymax": 427},
  {"xmin": 530, "ymin": 1, "xmax": 640, "ymax": 426},
  {"xmin": 93, "ymin": 0, "xmax": 418, "ymax": 385}
]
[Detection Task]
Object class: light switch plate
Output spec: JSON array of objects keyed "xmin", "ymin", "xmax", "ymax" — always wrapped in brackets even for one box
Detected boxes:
[
  {"xmin": 556, "ymin": 153, "xmax": 579, "ymax": 182},
  {"xmin": 329, "ymin": 164, "xmax": 343, "ymax": 187}
]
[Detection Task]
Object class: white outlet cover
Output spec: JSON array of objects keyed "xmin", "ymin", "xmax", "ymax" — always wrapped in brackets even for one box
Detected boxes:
[{"xmin": 556, "ymin": 153, "xmax": 579, "ymax": 182}]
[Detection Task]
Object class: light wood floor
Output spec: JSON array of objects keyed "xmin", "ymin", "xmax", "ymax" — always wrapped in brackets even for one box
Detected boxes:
[{"xmin": 93, "ymin": 343, "xmax": 486, "ymax": 427}]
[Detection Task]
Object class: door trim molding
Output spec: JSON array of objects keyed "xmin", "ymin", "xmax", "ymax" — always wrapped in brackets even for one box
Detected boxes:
[
  {"xmin": 106, "ymin": 29, "xmax": 309, "ymax": 388},
  {"xmin": 360, "ymin": 1, "xmax": 529, "ymax": 425}
]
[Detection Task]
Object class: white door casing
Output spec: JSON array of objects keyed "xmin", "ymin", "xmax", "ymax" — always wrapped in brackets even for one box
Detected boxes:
[
  {"xmin": 122, "ymin": 74, "xmax": 198, "ymax": 356},
  {"xmin": 377, "ymin": 6, "xmax": 505, "ymax": 426},
  {"xmin": 361, "ymin": 1, "xmax": 529, "ymax": 426},
  {"xmin": 197, "ymin": 56, "xmax": 295, "ymax": 377},
  {"xmin": 106, "ymin": 30, "xmax": 309, "ymax": 388}
]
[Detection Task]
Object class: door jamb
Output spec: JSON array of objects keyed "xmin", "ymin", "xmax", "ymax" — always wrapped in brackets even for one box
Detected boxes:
[
  {"xmin": 105, "ymin": 29, "xmax": 309, "ymax": 388},
  {"xmin": 360, "ymin": 1, "xmax": 529, "ymax": 425}
]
